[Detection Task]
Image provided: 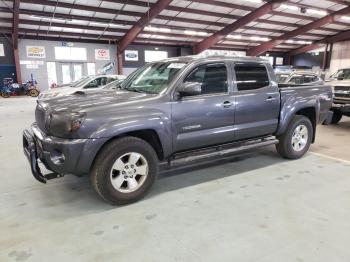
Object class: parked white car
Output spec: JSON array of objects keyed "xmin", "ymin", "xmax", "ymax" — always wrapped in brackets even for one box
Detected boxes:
[
  {"xmin": 276, "ymin": 71, "xmax": 324, "ymax": 86},
  {"xmin": 38, "ymin": 75, "xmax": 126, "ymax": 100}
]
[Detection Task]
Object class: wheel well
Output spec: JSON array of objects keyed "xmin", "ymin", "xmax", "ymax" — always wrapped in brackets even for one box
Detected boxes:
[
  {"xmin": 295, "ymin": 107, "xmax": 316, "ymax": 142},
  {"xmin": 123, "ymin": 129, "xmax": 164, "ymax": 160},
  {"xmin": 97, "ymin": 129, "xmax": 164, "ymax": 161}
]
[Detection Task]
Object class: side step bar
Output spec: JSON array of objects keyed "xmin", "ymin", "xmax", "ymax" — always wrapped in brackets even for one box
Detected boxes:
[{"xmin": 166, "ymin": 136, "xmax": 278, "ymax": 167}]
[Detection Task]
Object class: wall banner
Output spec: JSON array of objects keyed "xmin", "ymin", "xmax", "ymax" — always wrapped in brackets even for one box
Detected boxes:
[
  {"xmin": 26, "ymin": 46, "xmax": 46, "ymax": 58},
  {"xmin": 95, "ymin": 49, "xmax": 110, "ymax": 60},
  {"xmin": 125, "ymin": 50, "xmax": 139, "ymax": 61}
]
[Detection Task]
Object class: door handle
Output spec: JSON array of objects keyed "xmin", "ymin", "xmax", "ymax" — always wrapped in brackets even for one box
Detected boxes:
[
  {"xmin": 222, "ymin": 101, "xmax": 233, "ymax": 108},
  {"xmin": 266, "ymin": 96, "xmax": 277, "ymax": 102}
]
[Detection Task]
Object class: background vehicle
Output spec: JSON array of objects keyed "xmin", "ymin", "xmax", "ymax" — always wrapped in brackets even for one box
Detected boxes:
[
  {"xmin": 327, "ymin": 68, "xmax": 350, "ymax": 124},
  {"xmin": 38, "ymin": 74, "xmax": 126, "ymax": 100},
  {"xmin": 0, "ymin": 77, "xmax": 40, "ymax": 98},
  {"xmin": 276, "ymin": 72, "xmax": 324, "ymax": 86},
  {"xmin": 23, "ymin": 56, "xmax": 333, "ymax": 205}
]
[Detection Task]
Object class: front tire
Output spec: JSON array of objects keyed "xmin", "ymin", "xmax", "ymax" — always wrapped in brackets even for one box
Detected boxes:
[
  {"xmin": 276, "ymin": 115, "xmax": 313, "ymax": 159},
  {"xmin": 91, "ymin": 137, "xmax": 158, "ymax": 205},
  {"xmin": 331, "ymin": 110, "xmax": 342, "ymax": 124},
  {"xmin": 1, "ymin": 92, "xmax": 10, "ymax": 98}
]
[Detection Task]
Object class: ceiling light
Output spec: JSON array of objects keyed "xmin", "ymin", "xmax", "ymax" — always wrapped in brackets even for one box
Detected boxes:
[
  {"xmin": 307, "ymin": 9, "xmax": 327, "ymax": 16},
  {"xmin": 144, "ymin": 26, "xmax": 171, "ymax": 33},
  {"xmin": 246, "ymin": 0, "xmax": 263, "ymax": 3},
  {"xmin": 286, "ymin": 39, "xmax": 295, "ymax": 43},
  {"xmin": 153, "ymin": 35, "xmax": 166, "ymax": 39},
  {"xmin": 30, "ymin": 15, "xmax": 70, "ymax": 22},
  {"xmin": 297, "ymin": 40, "xmax": 312, "ymax": 45},
  {"xmin": 280, "ymin": 4, "xmax": 299, "ymax": 11},
  {"xmin": 227, "ymin": 34, "xmax": 242, "ymax": 39},
  {"xmin": 184, "ymin": 30, "xmax": 208, "ymax": 36},
  {"xmin": 251, "ymin": 36, "xmax": 269, "ymax": 41},
  {"xmin": 341, "ymin": 16, "xmax": 350, "ymax": 21},
  {"xmin": 108, "ymin": 23, "xmax": 127, "ymax": 28},
  {"xmin": 90, "ymin": 22, "xmax": 109, "ymax": 26}
]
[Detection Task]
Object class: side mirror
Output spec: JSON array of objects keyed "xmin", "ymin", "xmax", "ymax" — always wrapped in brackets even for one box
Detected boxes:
[{"xmin": 177, "ymin": 82, "xmax": 202, "ymax": 97}]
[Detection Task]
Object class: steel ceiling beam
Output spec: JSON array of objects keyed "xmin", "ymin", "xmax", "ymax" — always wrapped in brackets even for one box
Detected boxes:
[
  {"xmin": 0, "ymin": 6, "xmax": 336, "ymax": 39},
  {"xmin": 289, "ymin": 29, "xmax": 350, "ymax": 56},
  {"xmin": 20, "ymin": 0, "xmax": 144, "ymax": 18},
  {"xmin": 193, "ymin": 0, "xmax": 285, "ymax": 54},
  {"xmin": 0, "ymin": 17, "xmax": 311, "ymax": 46},
  {"xmin": 247, "ymin": 6, "xmax": 350, "ymax": 56},
  {"xmin": 117, "ymin": 0, "xmax": 172, "ymax": 52},
  {"xmin": 101, "ymin": 0, "xmax": 350, "ymax": 28},
  {"xmin": 0, "ymin": 26, "xmax": 292, "ymax": 53},
  {"xmin": 12, "ymin": 0, "xmax": 22, "ymax": 84},
  {"xmin": 13, "ymin": 0, "xmax": 343, "ymax": 35}
]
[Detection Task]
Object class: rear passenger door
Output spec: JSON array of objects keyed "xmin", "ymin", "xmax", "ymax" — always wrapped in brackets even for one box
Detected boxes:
[{"xmin": 233, "ymin": 62, "xmax": 280, "ymax": 140}]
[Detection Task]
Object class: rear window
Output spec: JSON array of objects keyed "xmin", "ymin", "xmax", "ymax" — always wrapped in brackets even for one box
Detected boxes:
[{"xmin": 235, "ymin": 63, "xmax": 270, "ymax": 91}]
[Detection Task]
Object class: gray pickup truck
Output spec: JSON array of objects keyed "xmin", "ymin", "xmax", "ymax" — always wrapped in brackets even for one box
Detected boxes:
[
  {"xmin": 23, "ymin": 56, "xmax": 333, "ymax": 205},
  {"xmin": 327, "ymin": 69, "xmax": 350, "ymax": 124}
]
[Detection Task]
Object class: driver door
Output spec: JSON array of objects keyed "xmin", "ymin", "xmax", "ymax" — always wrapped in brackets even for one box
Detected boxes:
[{"xmin": 171, "ymin": 62, "xmax": 235, "ymax": 152}]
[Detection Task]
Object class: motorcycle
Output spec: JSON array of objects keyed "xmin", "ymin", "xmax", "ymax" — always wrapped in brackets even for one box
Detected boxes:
[{"xmin": 0, "ymin": 77, "xmax": 40, "ymax": 98}]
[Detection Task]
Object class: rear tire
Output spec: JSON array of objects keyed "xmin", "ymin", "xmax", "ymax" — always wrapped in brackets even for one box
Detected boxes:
[
  {"xmin": 90, "ymin": 136, "xmax": 158, "ymax": 205},
  {"xmin": 29, "ymin": 89, "xmax": 40, "ymax": 97},
  {"xmin": 276, "ymin": 115, "xmax": 313, "ymax": 159},
  {"xmin": 331, "ymin": 110, "xmax": 342, "ymax": 124}
]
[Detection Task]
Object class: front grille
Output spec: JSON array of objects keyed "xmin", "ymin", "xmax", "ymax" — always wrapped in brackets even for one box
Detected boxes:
[
  {"xmin": 334, "ymin": 86, "xmax": 350, "ymax": 92},
  {"xmin": 35, "ymin": 105, "xmax": 47, "ymax": 132},
  {"xmin": 334, "ymin": 86, "xmax": 350, "ymax": 99}
]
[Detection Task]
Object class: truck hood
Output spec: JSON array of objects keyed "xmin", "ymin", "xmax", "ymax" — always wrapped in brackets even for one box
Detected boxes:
[
  {"xmin": 39, "ymin": 86, "xmax": 104, "ymax": 100},
  {"xmin": 39, "ymin": 89, "xmax": 157, "ymax": 113}
]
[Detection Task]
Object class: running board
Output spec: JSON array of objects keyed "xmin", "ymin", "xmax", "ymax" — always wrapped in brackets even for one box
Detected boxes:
[{"xmin": 167, "ymin": 136, "xmax": 278, "ymax": 167}]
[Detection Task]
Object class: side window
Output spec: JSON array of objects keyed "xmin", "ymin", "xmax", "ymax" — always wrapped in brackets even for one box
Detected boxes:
[
  {"xmin": 106, "ymin": 77, "xmax": 115, "ymax": 84},
  {"xmin": 288, "ymin": 75, "xmax": 303, "ymax": 85},
  {"xmin": 85, "ymin": 79, "xmax": 98, "ymax": 88},
  {"xmin": 344, "ymin": 69, "xmax": 350, "ymax": 79},
  {"xmin": 184, "ymin": 63, "xmax": 228, "ymax": 95},
  {"xmin": 234, "ymin": 63, "xmax": 269, "ymax": 91},
  {"xmin": 303, "ymin": 75, "xmax": 314, "ymax": 84},
  {"xmin": 99, "ymin": 77, "xmax": 107, "ymax": 86}
]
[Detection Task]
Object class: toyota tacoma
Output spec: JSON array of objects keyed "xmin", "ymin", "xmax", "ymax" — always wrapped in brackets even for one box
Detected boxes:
[{"xmin": 23, "ymin": 56, "xmax": 333, "ymax": 205}]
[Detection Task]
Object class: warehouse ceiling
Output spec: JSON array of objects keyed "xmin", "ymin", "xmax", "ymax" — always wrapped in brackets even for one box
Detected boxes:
[{"xmin": 1, "ymin": 0, "xmax": 350, "ymax": 54}]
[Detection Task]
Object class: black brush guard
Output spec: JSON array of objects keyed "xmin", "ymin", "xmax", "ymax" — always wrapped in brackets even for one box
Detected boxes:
[{"xmin": 22, "ymin": 129, "xmax": 63, "ymax": 183}]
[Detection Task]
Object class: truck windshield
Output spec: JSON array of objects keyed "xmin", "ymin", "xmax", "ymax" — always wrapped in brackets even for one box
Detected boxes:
[
  {"xmin": 332, "ymin": 69, "xmax": 350, "ymax": 80},
  {"xmin": 121, "ymin": 61, "xmax": 187, "ymax": 94}
]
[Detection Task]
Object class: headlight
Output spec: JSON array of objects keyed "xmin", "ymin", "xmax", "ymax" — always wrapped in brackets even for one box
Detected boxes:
[{"xmin": 47, "ymin": 111, "xmax": 86, "ymax": 137}]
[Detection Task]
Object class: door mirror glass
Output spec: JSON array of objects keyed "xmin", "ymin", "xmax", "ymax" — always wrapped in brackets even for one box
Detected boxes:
[{"xmin": 178, "ymin": 82, "xmax": 202, "ymax": 97}]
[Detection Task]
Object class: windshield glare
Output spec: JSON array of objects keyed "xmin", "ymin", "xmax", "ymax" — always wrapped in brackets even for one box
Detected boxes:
[
  {"xmin": 121, "ymin": 61, "xmax": 187, "ymax": 94},
  {"xmin": 71, "ymin": 76, "xmax": 93, "ymax": 87}
]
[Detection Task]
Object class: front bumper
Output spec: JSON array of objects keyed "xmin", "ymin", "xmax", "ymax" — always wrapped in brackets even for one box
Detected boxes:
[
  {"xmin": 332, "ymin": 101, "xmax": 350, "ymax": 114},
  {"xmin": 22, "ymin": 124, "xmax": 91, "ymax": 183}
]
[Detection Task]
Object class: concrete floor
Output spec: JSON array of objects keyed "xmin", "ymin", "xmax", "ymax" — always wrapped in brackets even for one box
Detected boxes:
[{"xmin": 1, "ymin": 97, "xmax": 350, "ymax": 262}]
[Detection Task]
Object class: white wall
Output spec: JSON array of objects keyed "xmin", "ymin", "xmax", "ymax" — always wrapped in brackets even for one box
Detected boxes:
[
  {"xmin": 18, "ymin": 39, "xmax": 117, "ymax": 90},
  {"xmin": 329, "ymin": 41, "xmax": 350, "ymax": 75}
]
